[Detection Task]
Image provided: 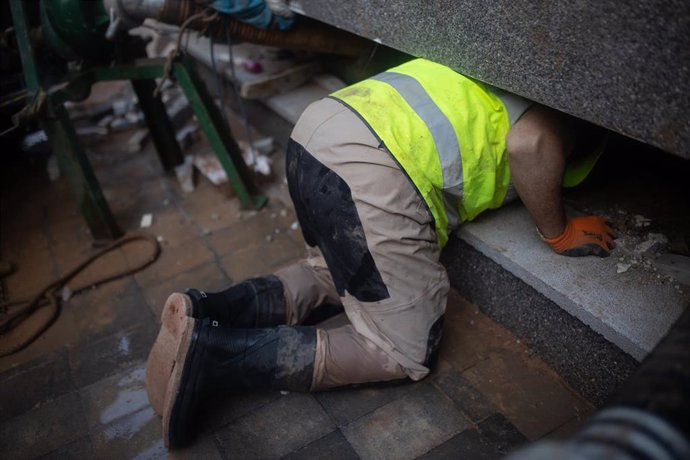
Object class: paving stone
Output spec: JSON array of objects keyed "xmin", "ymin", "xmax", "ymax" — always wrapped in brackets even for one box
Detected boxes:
[
  {"xmin": 438, "ymin": 290, "xmax": 515, "ymax": 372},
  {"xmin": 38, "ymin": 436, "xmax": 95, "ymax": 459},
  {"xmin": 179, "ymin": 197, "xmax": 243, "ymax": 233},
  {"xmin": 169, "ymin": 434, "xmax": 224, "ymax": 460},
  {"xmin": 0, "ymin": 391, "xmax": 88, "ymax": 460},
  {"xmin": 139, "ymin": 260, "xmax": 230, "ymax": 318},
  {"xmin": 64, "ymin": 277, "xmax": 154, "ymax": 343},
  {"xmin": 178, "ymin": 175, "xmax": 235, "ymax": 210},
  {"xmin": 543, "ymin": 412, "xmax": 591, "ymax": 440},
  {"xmin": 53, "ymin": 246, "xmax": 130, "ymax": 288},
  {"xmin": 461, "ymin": 350, "xmax": 593, "ymax": 440},
  {"xmin": 282, "ymin": 430, "xmax": 360, "ymax": 460},
  {"xmin": 0, "ymin": 350, "xmax": 74, "ymax": 424},
  {"xmin": 417, "ymin": 428, "xmax": 502, "ymax": 460},
  {"xmin": 316, "ymin": 381, "xmax": 418, "ymax": 426},
  {"xmin": 132, "ymin": 238, "xmax": 215, "ymax": 287},
  {"xmin": 3, "ymin": 245, "xmax": 58, "ymax": 300},
  {"xmin": 342, "ymin": 383, "xmax": 470, "ymax": 460},
  {"xmin": 219, "ymin": 233, "xmax": 306, "ymax": 282},
  {"xmin": 199, "ymin": 389, "xmax": 282, "ymax": 433},
  {"xmin": 0, "ymin": 305, "xmax": 78, "ymax": 373},
  {"xmin": 1, "ymin": 220, "xmax": 51, "ymax": 260},
  {"xmin": 46, "ymin": 216, "xmax": 93, "ymax": 253},
  {"xmin": 90, "ymin": 406, "xmax": 165, "ymax": 460},
  {"xmin": 431, "ymin": 359, "xmax": 496, "ymax": 423},
  {"xmin": 140, "ymin": 207, "xmax": 200, "ymax": 248},
  {"xmin": 215, "ymin": 393, "xmax": 335, "ymax": 459},
  {"xmin": 80, "ymin": 364, "xmax": 149, "ymax": 430},
  {"xmin": 476, "ymin": 413, "xmax": 528, "ymax": 455},
  {"xmin": 68, "ymin": 324, "xmax": 157, "ymax": 388},
  {"xmin": 207, "ymin": 210, "xmax": 292, "ymax": 256}
]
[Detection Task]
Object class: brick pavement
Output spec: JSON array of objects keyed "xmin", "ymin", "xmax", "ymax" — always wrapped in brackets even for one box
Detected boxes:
[{"xmin": 0, "ymin": 125, "xmax": 594, "ymax": 459}]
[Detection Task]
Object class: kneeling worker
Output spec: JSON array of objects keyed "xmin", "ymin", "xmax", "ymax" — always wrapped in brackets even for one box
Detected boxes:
[{"xmin": 146, "ymin": 58, "xmax": 616, "ymax": 448}]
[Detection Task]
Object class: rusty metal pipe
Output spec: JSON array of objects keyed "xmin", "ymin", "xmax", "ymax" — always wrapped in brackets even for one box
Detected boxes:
[{"xmin": 105, "ymin": 0, "xmax": 371, "ymax": 57}]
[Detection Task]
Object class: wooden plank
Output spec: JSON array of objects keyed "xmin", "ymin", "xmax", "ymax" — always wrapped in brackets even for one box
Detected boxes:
[{"xmin": 240, "ymin": 62, "xmax": 322, "ymax": 99}]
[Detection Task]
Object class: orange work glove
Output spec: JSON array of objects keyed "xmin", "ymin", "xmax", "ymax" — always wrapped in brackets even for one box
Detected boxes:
[{"xmin": 542, "ymin": 215, "xmax": 617, "ymax": 257}]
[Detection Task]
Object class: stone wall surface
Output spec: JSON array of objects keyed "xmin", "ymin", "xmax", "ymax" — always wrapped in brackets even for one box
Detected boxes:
[{"xmin": 294, "ymin": 0, "xmax": 690, "ymax": 158}]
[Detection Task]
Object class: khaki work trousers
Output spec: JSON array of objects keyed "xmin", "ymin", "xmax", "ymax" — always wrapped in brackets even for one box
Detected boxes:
[{"xmin": 278, "ymin": 98, "xmax": 449, "ymax": 390}]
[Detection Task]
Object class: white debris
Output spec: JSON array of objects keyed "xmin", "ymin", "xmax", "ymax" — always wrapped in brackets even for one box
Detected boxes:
[
  {"xmin": 290, "ymin": 221, "xmax": 299, "ymax": 231},
  {"xmin": 175, "ymin": 155, "xmax": 196, "ymax": 192},
  {"xmin": 616, "ymin": 263, "xmax": 632, "ymax": 274},
  {"xmin": 634, "ymin": 233, "xmax": 669, "ymax": 255},
  {"xmin": 194, "ymin": 153, "xmax": 227, "ymax": 185},
  {"xmin": 156, "ymin": 235, "xmax": 165, "ymax": 243},
  {"xmin": 140, "ymin": 213, "xmax": 153, "ymax": 228},
  {"xmin": 61, "ymin": 286, "xmax": 72, "ymax": 301},
  {"xmin": 280, "ymin": 390, "xmax": 289, "ymax": 395},
  {"xmin": 634, "ymin": 214, "xmax": 652, "ymax": 227},
  {"xmin": 279, "ymin": 209, "xmax": 287, "ymax": 217}
]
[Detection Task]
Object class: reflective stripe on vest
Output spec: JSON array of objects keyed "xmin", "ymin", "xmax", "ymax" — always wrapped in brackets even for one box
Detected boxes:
[{"xmin": 331, "ymin": 59, "xmax": 512, "ymax": 247}]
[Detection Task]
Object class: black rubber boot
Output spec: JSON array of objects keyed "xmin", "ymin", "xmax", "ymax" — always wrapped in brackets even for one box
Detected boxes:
[
  {"xmin": 186, "ymin": 275, "xmax": 286, "ymax": 327},
  {"xmin": 163, "ymin": 318, "xmax": 317, "ymax": 449}
]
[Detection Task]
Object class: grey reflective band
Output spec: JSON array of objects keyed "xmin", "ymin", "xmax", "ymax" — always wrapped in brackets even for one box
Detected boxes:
[{"xmin": 371, "ymin": 72, "xmax": 463, "ymax": 191}]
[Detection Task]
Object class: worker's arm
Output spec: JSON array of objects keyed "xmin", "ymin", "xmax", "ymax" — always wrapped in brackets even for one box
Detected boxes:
[{"xmin": 506, "ymin": 106, "xmax": 615, "ymax": 257}]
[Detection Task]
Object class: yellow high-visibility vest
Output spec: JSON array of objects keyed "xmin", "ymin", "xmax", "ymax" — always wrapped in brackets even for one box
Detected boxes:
[{"xmin": 331, "ymin": 58, "xmax": 518, "ymax": 247}]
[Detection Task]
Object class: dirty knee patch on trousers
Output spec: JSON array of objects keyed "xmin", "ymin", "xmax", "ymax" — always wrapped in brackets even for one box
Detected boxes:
[{"xmin": 286, "ymin": 139, "xmax": 389, "ymax": 303}]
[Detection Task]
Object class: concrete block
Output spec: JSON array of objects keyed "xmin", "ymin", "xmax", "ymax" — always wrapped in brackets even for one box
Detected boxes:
[
  {"xmin": 296, "ymin": 0, "xmax": 690, "ymax": 158},
  {"xmin": 456, "ymin": 203, "xmax": 688, "ymax": 360}
]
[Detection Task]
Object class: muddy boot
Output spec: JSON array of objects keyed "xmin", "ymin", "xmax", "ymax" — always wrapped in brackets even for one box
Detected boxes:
[
  {"xmin": 160, "ymin": 317, "xmax": 316, "ymax": 449},
  {"xmin": 146, "ymin": 276, "xmax": 286, "ymax": 416},
  {"xmin": 184, "ymin": 275, "xmax": 286, "ymax": 326}
]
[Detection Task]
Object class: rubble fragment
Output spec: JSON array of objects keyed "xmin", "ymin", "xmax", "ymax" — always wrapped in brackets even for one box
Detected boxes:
[
  {"xmin": 616, "ymin": 263, "xmax": 631, "ymax": 274},
  {"xmin": 140, "ymin": 213, "xmax": 153, "ymax": 228}
]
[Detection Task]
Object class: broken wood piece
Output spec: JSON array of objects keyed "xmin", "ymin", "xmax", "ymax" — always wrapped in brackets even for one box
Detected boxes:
[
  {"xmin": 193, "ymin": 153, "xmax": 227, "ymax": 185},
  {"xmin": 240, "ymin": 62, "xmax": 322, "ymax": 99}
]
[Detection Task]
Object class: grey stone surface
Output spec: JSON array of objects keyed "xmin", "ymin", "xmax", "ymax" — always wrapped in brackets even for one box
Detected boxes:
[
  {"xmin": 295, "ymin": 1, "xmax": 690, "ymax": 158},
  {"xmin": 215, "ymin": 392, "xmax": 335, "ymax": 459},
  {"xmin": 67, "ymin": 323, "xmax": 156, "ymax": 388},
  {"xmin": 282, "ymin": 430, "xmax": 360, "ymax": 460},
  {"xmin": 430, "ymin": 361, "xmax": 496, "ymax": 424},
  {"xmin": 454, "ymin": 202, "xmax": 687, "ymax": 361},
  {"xmin": 0, "ymin": 350, "xmax": 74, "ymax": 424},
  {"xmin": 342, "ymin": 383, "xmax": 470, "ymax": 460},
  {"xmin": 0, "ymin": 392, "xmax": 88, "ymax": 460},
  {"xmin": 316, "ymin": 381, "xmax": 418, "ymax": 426}
]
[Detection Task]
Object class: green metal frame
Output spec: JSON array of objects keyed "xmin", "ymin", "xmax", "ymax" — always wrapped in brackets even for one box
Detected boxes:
[{"xmin": 9, "ymin": 0, "xmax": 266, "ymax": 240}]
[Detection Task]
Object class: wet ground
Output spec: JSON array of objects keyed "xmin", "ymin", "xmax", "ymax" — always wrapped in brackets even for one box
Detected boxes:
[{"xmin": 0, "ymin": 108, "xmax": 595, "ymax": 459}]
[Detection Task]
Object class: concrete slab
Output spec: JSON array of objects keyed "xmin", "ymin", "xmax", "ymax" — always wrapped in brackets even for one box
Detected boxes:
[{"xmin": 456, "ymin": 202, "xmax": 688, "ymax": 361}]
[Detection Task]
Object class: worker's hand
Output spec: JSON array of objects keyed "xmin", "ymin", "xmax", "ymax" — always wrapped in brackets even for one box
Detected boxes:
[{"xmin": 542, "ymin": 215, "xmax": 616, "ymax": 257}]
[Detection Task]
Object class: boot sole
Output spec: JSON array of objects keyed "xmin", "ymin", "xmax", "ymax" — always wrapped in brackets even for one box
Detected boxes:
[
  {"xmin": 145, "ymin": 293, "xmax": 193, "ymax": 416},
  {"xmin": 162, "ymin": 314, "xmax": 197, "ymax": 449}
]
